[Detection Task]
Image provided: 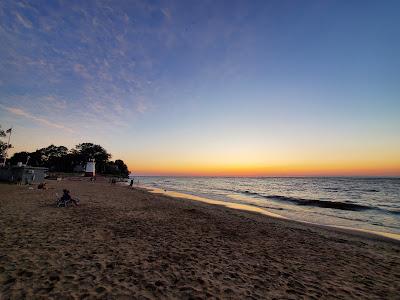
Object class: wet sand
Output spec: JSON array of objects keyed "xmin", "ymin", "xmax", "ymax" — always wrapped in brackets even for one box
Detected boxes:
[
  {"xmin": 0, "ymin": 178, "xmax": 399, "ymax": 299},
  {"xmin": 146, "ymin": 187, "xmax": 400, "ymax": 241}
]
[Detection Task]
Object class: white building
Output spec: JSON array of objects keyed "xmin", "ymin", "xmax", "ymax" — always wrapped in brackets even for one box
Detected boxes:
[{"xmin": 85, "ymin": 159, "xmax": 95, "ymax": 177}]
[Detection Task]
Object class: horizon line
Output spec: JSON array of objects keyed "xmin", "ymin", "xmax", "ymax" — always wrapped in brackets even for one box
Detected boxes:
[{"xmin": 131, "ymin": 174, "xmax": 400, "ymax": 178}]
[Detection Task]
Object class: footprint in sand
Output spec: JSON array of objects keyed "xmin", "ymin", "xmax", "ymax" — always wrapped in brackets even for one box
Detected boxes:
[{"xmin": 96, "ymin": 286, "xmax": 107, "ymax": 293}]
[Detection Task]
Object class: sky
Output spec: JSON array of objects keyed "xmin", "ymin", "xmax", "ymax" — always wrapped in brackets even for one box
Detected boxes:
[{"xmin": 0, "ymin": 0, "xmax": 399, "ymax": 176}]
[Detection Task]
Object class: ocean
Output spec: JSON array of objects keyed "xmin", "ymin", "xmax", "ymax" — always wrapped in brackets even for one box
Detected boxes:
[{"xmin": 131, "ymin": 176, "xmax": 400, "ymax": 236}]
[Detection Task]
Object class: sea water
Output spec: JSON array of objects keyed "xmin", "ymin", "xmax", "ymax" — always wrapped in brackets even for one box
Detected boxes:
[{"xmin": 131, "ymin": 176, "xmax": 400, "ymax": 236}]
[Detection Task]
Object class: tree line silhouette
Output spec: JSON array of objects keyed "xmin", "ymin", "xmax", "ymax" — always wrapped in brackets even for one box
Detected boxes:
[{"xmin": 9, "ymin": 143, "xmax": 129, "ymax": 178}]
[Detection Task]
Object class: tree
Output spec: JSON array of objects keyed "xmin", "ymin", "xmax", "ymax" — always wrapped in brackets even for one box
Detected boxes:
[
  {"xmin": 56, "ymin": 153, "xmax": 78, "ymax": 172},
  {"xmin": 104, "ymin": 161, "xmax": 119, "ymax": 175},
  {"xmin": 40, "ymin": 145, "xmax": 69, "ymax": 171},
  {"xmin": 9, "ymin": 151, "xmax": 30, "ymax": 166},
  {"xmin": 115, "ymin": 159, "xmax": 129, "ymax": 177},
  {"xmin": 104, "ymin": 159, "xmax": 129, "ymax": 177},
  {"xmin": 0, "ymin": 125, "xmax": 12, "ymax": 161},
  {"xmin": 0, "ymin": 126, "xmax": 5, "ymax": 138},
  {"xmin": 24, "ymin": 150, "xmax": 43, "ymax": 167},
  {"xmin": 0, "ymin": 126, "xmax": 5, "ymax": 160},
  {"xmin": 8, "ymin": 141, "xmax": 127, "ymax": 175},
  {"xmin": 41, "ymin": 145, "xmax": 69, "ymax": 160},
  {"xmin": 9, "ymin": 145, "xmax": 69, "ymax": 170},
  {"xmin": 73, "ymin": 143, "xmax": 111, "ymax": 172}
]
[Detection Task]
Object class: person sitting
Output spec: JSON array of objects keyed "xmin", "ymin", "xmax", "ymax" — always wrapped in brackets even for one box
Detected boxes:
[{"xmin": 61, "ymin": 189, "xmax": 79, "ymax": 206}]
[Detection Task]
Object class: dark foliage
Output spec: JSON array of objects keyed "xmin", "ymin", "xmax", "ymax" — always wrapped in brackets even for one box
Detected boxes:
[
  {"xmin": 104, "ymin": 159, "xmax": 129, "ymax": 177},
  {"xmin": 0, "ymin": 125, "xmax": 12, "ymax": 160},
  {"xmin": 9, "ymin": 143, "xmax": 129, "ymax": 177},
  {"xmin": 72, "ymin": 143, "xmax": 111, "ymax": 173}
]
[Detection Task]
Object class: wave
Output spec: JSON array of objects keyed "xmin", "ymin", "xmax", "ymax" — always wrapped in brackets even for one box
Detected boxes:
[
  {"xmin": 240, "ymin": 190, "xmax": 397, "ymax": 212},
  {"xmin": 321, "ymin": 187, "xmax": 380, "ymax": 193},
  {"xmin": 323, "ymin": 187, "xmax": 340, "ymax": 192},
  {"xmin": 263, "ymin": 195, "xmax": 370, "ymax": 211}
]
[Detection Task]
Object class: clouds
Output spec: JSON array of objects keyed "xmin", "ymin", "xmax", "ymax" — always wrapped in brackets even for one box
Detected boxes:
[
  {"xmin": 0, "ymin": 104, "xmax": 74, "ymax": 133},
  {"xmin": 15, "ymin": 12, "xmax": 32, "ymax": 28},
  {"xmin": 73, "ymin": 64, "xmax": 91, "ymax": 80},
  {"xmin": 1, "ymin": 1, "xmax": 162, "ymax": 128},
  {"xmin": 44, "ymin": 95, "xmax": 67, "ymax": 110},
  {"xmin": 0, "ymin": 0, "xmax": 249, "ymax": 134},
  {"xmin": 136, "ymin": 97, "xmax": 149, "ymax": 114}
]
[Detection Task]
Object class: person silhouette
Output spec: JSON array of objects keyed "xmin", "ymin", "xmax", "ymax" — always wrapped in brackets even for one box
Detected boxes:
[{"xmin": 61, "ymin": 189, "xmax": 79, "ymax": 206}]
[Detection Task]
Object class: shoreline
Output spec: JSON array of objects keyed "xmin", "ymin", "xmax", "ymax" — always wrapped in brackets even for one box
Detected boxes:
[
  {"xmin": 143, "ymin": 186, "xmax": 400, "ymax": 243},
  {"xmin": 1, "ymin": 179, "xmax": 399, "ymax": 298}
]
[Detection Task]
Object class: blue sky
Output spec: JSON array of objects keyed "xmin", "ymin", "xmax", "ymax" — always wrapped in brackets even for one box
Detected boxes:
[{"xmin": 0, "ymin": 0, "xmax": 399, "ymax": 175}]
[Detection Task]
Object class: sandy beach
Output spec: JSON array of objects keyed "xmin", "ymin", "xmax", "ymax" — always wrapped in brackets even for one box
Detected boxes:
[{"xmin": 1, "ymin": 178, "xmax": 399, "ymax": 299}]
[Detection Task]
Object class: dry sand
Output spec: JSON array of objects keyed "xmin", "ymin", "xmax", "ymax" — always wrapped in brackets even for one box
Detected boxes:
[{"xmin": 0, "ymin": 178, "xmax": 399, "ymax": 299}]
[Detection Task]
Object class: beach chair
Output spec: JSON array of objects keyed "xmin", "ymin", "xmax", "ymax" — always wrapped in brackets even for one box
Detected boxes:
[
  {"xmin": 56, "ymin": 193, "xmax": 70, "ymax": 207},
  {"xmin": 57, "ymin": 198, "xmax": 69, "ymax": 207},
  {"xmin": 55, "ymin": 193, "xmax": 80, "ymax": 207}
]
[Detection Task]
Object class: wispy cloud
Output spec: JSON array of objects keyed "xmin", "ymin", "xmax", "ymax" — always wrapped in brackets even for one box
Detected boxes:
[
  {"xmin": 1, "ymin": 0, "xmax": 182, "ymax": 132},
  {"xmin": 44, "ymin": 95, "xmax": 67, "ymax": 110},
  {"xmin": 15, "ymin": 12, "xmax": 32, "ymax": 29},
  {"xmin": 73, "ymin": 64, "xmax": 91, "ymax": 79},
  {"xmin": 135, "ymin": 97, "xmax": 151, "ymax": 114},
  {"xmin": 0, "ymin": 104, "xmax": 74, "ymax": 133},
  {"xmin": 161, "ymin": 8, "xmax": 172, "ymax": 22}
]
